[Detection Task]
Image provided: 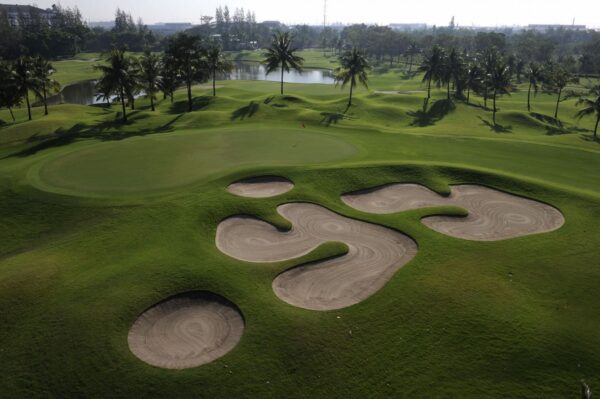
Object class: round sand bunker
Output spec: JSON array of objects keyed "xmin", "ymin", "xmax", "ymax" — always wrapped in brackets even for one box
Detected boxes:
[
  {"xmin": 128, "ymin": 291, "xmax": 244, "ymax": 369},
  {"xmin": 227, "ymin": 176, "xmax": 294, "ymax": 198}
]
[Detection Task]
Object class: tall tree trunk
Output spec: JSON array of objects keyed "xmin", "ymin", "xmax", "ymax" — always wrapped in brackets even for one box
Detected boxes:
[
  {"xmin": 493, "ymin": 90, "xmax": 497, "ymax": 126},
  {"xmin": 426, "ymin": 76, "xmax": 432, "ymax": 102},
  {"xmin": 8, "ymin": 107, "xmax": 15, "ymax": 122},
  {"xmin": 594, "ymin": 113, "xmax": 599, "ymax": 140},
  {"xmin": 467, "ymin": 87, "xmax": 470, "ymax": 104},
  {"xmin": 213, "ymin": 68, "xmax": 217, "ymax": 97},
  {"xmin": 408, "ymin": 55, "xmax": 413, "ymax": 73},
  {"xmin": 447, "ymin": 80, "xmax": 451, "ymax": 100},
  {"xmin": 554, "ymin": 88, "xmax": 562, "ymax": 119},
  {"xmin": 484, "ymin": 87, "xmax": 488, "ymax": 109},
  {"xmin": 43, "ymin": 84, "xmax": 48, "ymax": 116},
  {"xmin": 187, "ymin": 80, "xmax": 193, "ymax": 112},
  {"xmin": 25, "ymin": 93, "xmax": 31, "ymax": 121},
  {"xmin": 150, "ymin": 95, "xmax": 155, "ymax": 111},
  {"xmin": 280, "ymin": 68, "xmax": 284, "ymax": 95},
  {"xmin": 348, "ymin": 82, "xmax": 354, "ymax": 107},
  {"xmin": 527, "ymin": 82, "xmax": 532, "ymax": 112},
  {"xmin": 120, "ymin": 86, "xmax": 127, "ymax": 122}
]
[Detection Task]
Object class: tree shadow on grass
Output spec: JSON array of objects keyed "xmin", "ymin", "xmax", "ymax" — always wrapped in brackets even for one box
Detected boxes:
[
  {"xmin": 478, "ymin": 117, "xmax": 513, "ymax": 133},
  {"xmin": 231, "ymin": 101, "xmax": 259, "ymax": 121},
  {"xmin": 8, "ymin": 112, "xmax": 185, "ymax": 158},
  {"xmin": 408, "ymin": 99, "xmax": 455, "ymax": 127},
  {"xmin": 580, "ymin": 134, "xmax": 599, "ymax": 144},
  {"xmin": 168, "ymin": 96, "xmax": 213, "ymax": 114},
  {"xmin": 320, "ymin": 112, "xmax": 355, "ymax": 127}
]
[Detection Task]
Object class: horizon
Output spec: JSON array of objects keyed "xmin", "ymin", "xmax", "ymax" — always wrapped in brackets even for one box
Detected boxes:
[{"xmin": 4, "ymin": 0, "xmax": 600, "ymax": 28}]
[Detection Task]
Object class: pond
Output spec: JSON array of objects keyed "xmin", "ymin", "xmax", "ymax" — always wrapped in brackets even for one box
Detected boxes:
[{"xmin": 49, "ymin": 63, "xmax": 335, "ymax": 106}]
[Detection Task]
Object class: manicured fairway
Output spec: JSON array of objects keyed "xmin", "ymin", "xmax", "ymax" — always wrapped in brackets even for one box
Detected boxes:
[{"xmin": 0, "ymin": 55, "xmax": 599, "ymax": 398}]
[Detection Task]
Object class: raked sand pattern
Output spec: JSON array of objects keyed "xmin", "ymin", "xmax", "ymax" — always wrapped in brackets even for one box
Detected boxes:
[
  {"xmin": 227, "ymin": 176, "xmax": 294, "ymax": 198},
  {"xmin": 216, "ymin": 203, "xmax": 418, "ymax": 311},
  {"xmin": 128, "ymin": 292, "xmax": 245, "ymax": 369},
  {"xmin": 342, "ymin": 184, "xmax": 564, "ymax": 241}
]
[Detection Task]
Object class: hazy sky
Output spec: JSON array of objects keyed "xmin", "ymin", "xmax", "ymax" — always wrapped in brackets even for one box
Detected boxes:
[{"xmin": 14, "ymin": 0, "xmax": 600, "ymax": 27}]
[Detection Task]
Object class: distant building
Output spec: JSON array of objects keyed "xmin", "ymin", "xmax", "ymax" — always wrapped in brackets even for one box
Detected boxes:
[
  {"xmin": 389, "ymin": 23, "xmax": 427, "ymax": 31},
  {"xmin": 528, "ymin": 24, "xmax": 586, "ymax": 32},
  {"xmin": 262, "ymin": 21, "xmax": 282, "ymax": 30},
  {"xmin": 0, "ymin": 4, "xmax": 56, "ymax": 27},
  {"xmin": 148, "ymin": 22, "xmax": 193, "ymax": 34}
]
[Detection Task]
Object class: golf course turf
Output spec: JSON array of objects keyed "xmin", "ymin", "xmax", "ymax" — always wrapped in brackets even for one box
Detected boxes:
[{"xmin": 0, "ymin": 53, "xmax": 599, "ymax": 398}]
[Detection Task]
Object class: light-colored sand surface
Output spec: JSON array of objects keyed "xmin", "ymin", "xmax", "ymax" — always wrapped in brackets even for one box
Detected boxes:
[
  {"xmin": 217, "ymin": 203, "xmax": 417, "ymax": 311},
  {"xmin": 227, "ymin": 176, "xmax": 294, "ymax": 198},
  {"xmin": 128, "ymin": 292, "xmax": 244, "ymax": 369},
  {"xmin": 343, "ymin": 184, "xmax": 565, "ymax": 241}
]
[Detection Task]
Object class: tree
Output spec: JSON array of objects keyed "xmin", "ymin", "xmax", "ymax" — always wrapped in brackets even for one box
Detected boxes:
[
  {"xmin": 263, "ymin": 32, "xmax": 304, "ymax": 95},
  {"xmin": 465, "ymin": 63, "xmax": 483, "ymax": 104},
  {"xmin": 574, "ymin": 85, "xmax": 600, "ymax": 140},
  {"xmin": 158, "ymin": 54, "xmax": 180, "ymax": 103},
  {"xmin": 139, "ymin": 51, "xmax": 161, "ymax": 111},
  {"xmin": 525, "ymin": 63, "xmax": 543, "ymax": 112},
  {"xmin": 165, "ymin": 34, "xmax": 208, "ymax": 112},
  {"xmin": 480, "ymin": 47, "xmax": 500, "ymax": 109},
  {"xmin": 546, "ymin": 64, "xmax": 577, "ymax": 120},
  {"xmin": 206, "ymin": 46, "xmax": 232, "ymax": 97},
  {"xmin": 32, "ymin": 57, "xmax": 60, "ymax": 116},
  {"xmin": 445, "ymin": 48, "xmax": 464, "ymax": 100},
  {"xmin": 0, "ymin": 60, "xmax": 21, "ymax": 121},
  {"xmin": 12, "ymin": 57, "xmax": 36, "ymax": 121},
  {"xmin": 334, "ymin": 47, "xmax": 371, "ymax": 107},
  {"xmin": 489, "ymin": 62, "xmax": 513, "ymax": 126},
  {"xmin": 418, "ymin": 45, "xmax": 446, "ymax": 105},
  {"xmin": 95, "ymin": 49, "xmax": 136, "ymax": 122}
]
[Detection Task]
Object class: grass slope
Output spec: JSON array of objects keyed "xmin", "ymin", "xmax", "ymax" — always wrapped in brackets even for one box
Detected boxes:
[{"xmin": 0, "ymin": 54, "xmax": 599, "ymax": 399}]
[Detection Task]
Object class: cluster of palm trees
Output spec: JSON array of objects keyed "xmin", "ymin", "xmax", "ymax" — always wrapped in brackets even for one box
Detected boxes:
[
  {"xmin": 0, "ymin": 56, "xmax": 60, "ymax": 121},
  {"xmin": 263, "ymin": 32, "xmax": 371, "ymax": 108},
  {"xmin": 418, "ymin": 44, "xmax": 599, "ymax": 133},
  {"xmin": 95, "ymin": 34, "xmax": 233, "ymax": 121}
]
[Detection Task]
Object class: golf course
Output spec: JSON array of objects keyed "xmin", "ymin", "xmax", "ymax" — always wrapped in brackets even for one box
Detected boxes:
[{"xmin": 1, "ymin": 45, "xmax": 599, "ymax": 398}]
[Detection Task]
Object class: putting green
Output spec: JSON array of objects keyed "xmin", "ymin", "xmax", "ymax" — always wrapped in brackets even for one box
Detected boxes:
[{"xmin": 29, "ymin": 128, "xmax": 357, "ymax": 197}]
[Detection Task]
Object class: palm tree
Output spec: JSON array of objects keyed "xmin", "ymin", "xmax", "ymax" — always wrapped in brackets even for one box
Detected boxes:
[
  {"xmin": 0, "ymin": 60, "xmax": 21, "ymax": 121},
  {"xmin": 465, "ymin": 63, "xmax": 483, "ymax": 104},
  {"xmin": 418, "ymin": 45, "xmax": 446, "ymax": 105},
  {"xmin": 32, "ymin": 57, "xmax": 61, "ymax": 116},
  {"xmin": 12, "ymin": 57, "xmax": 36, "ymax": 121},
  {"xmin": 525, "ymin": 63, "xmax": 543, "ymax": 112},
  {"xmin": 489, "ymin": 62, "xmax": 513, "ymax": 126},
  {"xmin": 158, "ymin": 54, "xmax": 180, "ymax": 103},
  {"xmin": 480, "ymin": 48, "xmax": 499, "ymax": 109},
  {"xmin": 95, "ymin": 49, "xmax": 135, "ymax": 122},
  {"xmin": 206, "ymin": 46, "xmax": 233, "ymax": 97},
  {"xmin": 334, "ymin": 47, "xmax": 371, "ymax": 107},
  {"xmin": 406, "ymin": 42, "xmax": 419, "ymax": 73},
  {"xmin": 139, "ymin": 51, "xmax": 162, "ymax": 111},
  {"xmin": 445, "ymin": 48, "xmax": 464, "ymax": 100},
  {"xmin": 165, "ymin": 33, "xmax": 208, "ymax": 112},
  {"xmin": 574, "ymin": 85, "xmax": 600, "ymax": 140},
  {"xmin": 263, "ymin": 32, "xmax": 304, "ymax": 95},
  {"xmin": 546, "ymin": 64, "xmax": 577, "ymax": 120}
]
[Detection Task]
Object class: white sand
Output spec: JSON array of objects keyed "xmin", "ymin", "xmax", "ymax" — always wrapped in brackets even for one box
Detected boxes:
[
  {"xmin": 227, "ymin": 176, "xmax": 294, "ymax": 198},
  {"xmin": 128, "ymin": 292, "xmax": 244, "ymax": 369},
  {"xmin": 342, "ymin": 184, "xmax": 565, "ymax": 241},
  {"xmin": 216, "ymin": 203, "xmax": 417, "ymax": 311}
]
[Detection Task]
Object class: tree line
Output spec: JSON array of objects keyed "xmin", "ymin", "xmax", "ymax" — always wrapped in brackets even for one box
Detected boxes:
[
  {"xmin": 1, "ymin": 31, "xmax": 598, "ymax": 139},
  {"xmin": 416, "ymin": 43, "xmax": 600, "ymax": 135}
]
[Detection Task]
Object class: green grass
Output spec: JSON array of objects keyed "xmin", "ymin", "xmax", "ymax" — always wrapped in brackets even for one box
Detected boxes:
[{"xmin": 0, "ymin": 52, "xmax": 599, "ymax": 398}]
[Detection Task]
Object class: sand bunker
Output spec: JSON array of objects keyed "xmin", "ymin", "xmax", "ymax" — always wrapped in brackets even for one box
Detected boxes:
[
  {"xmin": 227, "ymin": 176, "xmax": 294, "ymax": 198},
  {"xmin": 216, "ymin": 203, "xmax": 417, "ymax": 311},
  {"xmin": 128, "ymin": 291, "xmax": 244, "ymax": 369},
  {"xmin": 342, "ymin": 184, "xmax": 564, "ymax": 241}
]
